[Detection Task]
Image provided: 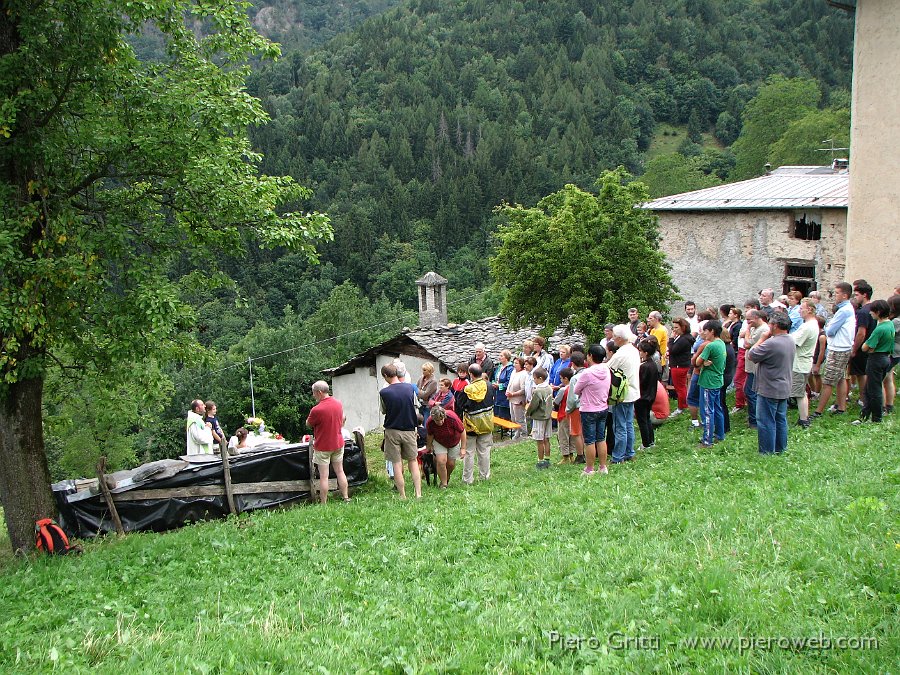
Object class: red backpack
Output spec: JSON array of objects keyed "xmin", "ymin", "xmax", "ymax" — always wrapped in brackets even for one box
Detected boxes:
[{"xmin": 35, "ymin": 518, "xmax": 78, "ymax": 555}]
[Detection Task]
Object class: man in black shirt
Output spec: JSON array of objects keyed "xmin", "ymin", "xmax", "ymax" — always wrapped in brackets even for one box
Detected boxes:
[
  {"xmin": 379, "ymin": 363, "xmax": 422, "ymax": 499},
  {"xmin": 850, "ymin": 281, "xmax": 875, "ymax": 407}
]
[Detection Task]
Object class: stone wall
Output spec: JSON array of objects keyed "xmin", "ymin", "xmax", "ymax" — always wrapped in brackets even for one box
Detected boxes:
[{"xmin": 657, "ymin": 208, "xmax": 847, "ymax": 313}]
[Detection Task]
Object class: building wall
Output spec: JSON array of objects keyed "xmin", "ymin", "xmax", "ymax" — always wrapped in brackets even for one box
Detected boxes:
[
  {"xmin": 846, "ymin": 0, "xmax": 900, "ymax": 298},
  {"xmin": 657, "ymin": 208, "xmax": 847, "ymax": 311},
  {"xmin": 331, "ymin": 353, "xmax": 443, "ymax": 432},
  {"xmin": 332, "ymin": 366, "xmax": 382, "ymax": 433}
]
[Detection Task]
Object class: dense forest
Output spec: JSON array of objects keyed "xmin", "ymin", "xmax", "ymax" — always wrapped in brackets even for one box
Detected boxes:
[
  {"xmin": 236, "ymin": 0, "xmax": 852, "ymax": 306},
  {"xmin": 44, "ymin": 0, "xmax": 855, "ymax": 478}
]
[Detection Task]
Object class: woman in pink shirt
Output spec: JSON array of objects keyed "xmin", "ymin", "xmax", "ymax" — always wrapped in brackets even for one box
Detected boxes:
[{"xmin": 573, "ymin": 344, "xmax": 611, "ymax": 475}]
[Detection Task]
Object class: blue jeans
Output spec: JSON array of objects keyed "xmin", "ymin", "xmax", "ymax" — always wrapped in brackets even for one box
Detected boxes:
[
  {"xmin": 744, "ymin": 372, "xmax": 758, "ymax": 427},
  {"xmin": 757, "ymin": 396, "xmax": 788, "ymax": 454},
  {"xmin": 611, "ymin": 402, "xmax": 635, "ymax": 462},
  {"xmin": 700, "ymin": 386, "xmax": 725, "ymax": 445}
]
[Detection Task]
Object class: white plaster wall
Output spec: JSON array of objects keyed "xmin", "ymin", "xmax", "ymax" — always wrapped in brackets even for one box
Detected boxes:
[
  {"xmin": 657, "ymin": 209, "xmax": 848, "ymax": 312},
  {"xmin": 331, "ymin": 353, "xmax": 444, "ymax": 432},
  {"xmin": 332, "ymin": 367, "xmax": 382, "ymax": 433},
  {"xmin": 846, "ymin": 0, "xmax": 900, "ymax": 298}
]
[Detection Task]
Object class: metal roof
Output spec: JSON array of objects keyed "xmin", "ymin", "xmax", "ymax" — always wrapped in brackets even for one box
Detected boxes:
[{"xmin": 642, "ymin": 166, "xmax": 849, "ymax": 211}]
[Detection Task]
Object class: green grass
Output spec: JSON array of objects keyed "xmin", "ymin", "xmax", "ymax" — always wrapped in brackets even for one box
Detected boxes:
[
  {"xmin": 1, "ymin": 402, "xmax": 897, "ymax": 673},
  {"xmin": 647, "ymin": 123, "xmax": 723, "ymax": 160}
]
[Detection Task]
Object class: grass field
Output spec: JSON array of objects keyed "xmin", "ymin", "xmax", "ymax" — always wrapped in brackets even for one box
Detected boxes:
[
  {"xmin": 646, "ymin": 123, "xmax": 723, "ymax": 160},
  {"xmin": 1, "ymin": 402, "xmax": 897, "ymax": 672}
]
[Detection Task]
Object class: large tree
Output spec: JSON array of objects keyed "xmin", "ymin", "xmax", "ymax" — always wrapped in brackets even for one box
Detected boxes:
[
  {"xmin": 491, "ymin": 168, "xmax": 677, "ymax": 340},
  {"xmin": 729, "ymin": 76, "xmax": 822, "ymax": 180},
  {"xmin": 0, "ymin": 0, "xmax": 331, "ymax": 551}
]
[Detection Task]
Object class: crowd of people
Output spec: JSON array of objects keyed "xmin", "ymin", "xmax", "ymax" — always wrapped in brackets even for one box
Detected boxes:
[
  {"xmin": 189, "ymin": 279, "xmax": 899, "ymax": 502},
  {"xmin": 381, "ymin": 279, "xmax": 898, "ymax": 493}
]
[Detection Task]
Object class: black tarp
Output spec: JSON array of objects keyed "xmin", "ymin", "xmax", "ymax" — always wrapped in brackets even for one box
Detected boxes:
[{"xmin": 53, "ymin": 439, "xmax": 368, "ymax": 538}]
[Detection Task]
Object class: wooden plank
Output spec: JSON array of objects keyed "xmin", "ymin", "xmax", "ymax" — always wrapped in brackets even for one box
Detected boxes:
[
  {"xmin": 96, "ymin": 457, "xmax": 125, "ymax": 536},
  {"xmin": 492, "ymin": 415, "xmax": 521, "ymax": 430},
  {"xmin": 110, "ymin": 479, "xmax": 343, "ymax": 502}
]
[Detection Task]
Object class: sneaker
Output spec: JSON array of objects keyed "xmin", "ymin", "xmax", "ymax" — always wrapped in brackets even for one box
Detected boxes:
[
  {"xmin": 597, "ymin": 466, "xmax": 609, "ymax": 475},
  {"xmin": 574, "ymin": 455, "xmax": 586, "ymax": 464},
  {"xmin": 729, "ymin": 406, "xmax": 743, "ymax": 415},
  {"xmin": 581, "ymin": 467, "xmax": 594, "ymax": 476},
  {"xmin": 668, "ymin": 409, "xmax": 683, "ymax": 418},
  {"xmin": 831, "ymin": 408, "xmax": 846, "ymax": 416},
  {"xmin": 827, "ymin": 405, "xmax": 838, "ymax": 413},
  {"xmin": 885, "ymin": 405, "xmax": 894, "ymax": 414},
  {"xmin": 556, "ymin": 455, "xmax": 571, "ymax": 466},
  {"xmin": 797, "ymin": 419, "xmax": 811, "ymax": 429},
  {"xmin": 690, "ymin": 420, "xmax": 700, "ymax": 428},
  {"xmin": 536, "ymin": 460, "xmax": 550, "ymax": 469},
  {"xmin": 638, "ymin": 443, "xmax": 655, "ymax": 451},
  {"xmin": 851, "ymin": 419, "xmax": 864, "ymax": 426},
  {"xmin": 810, "ymin": 411, "xmax": 822, "ymax": 419},
  {"xmin": 697, "ymin": 441, "xmax": 713, "ymax": 448}
]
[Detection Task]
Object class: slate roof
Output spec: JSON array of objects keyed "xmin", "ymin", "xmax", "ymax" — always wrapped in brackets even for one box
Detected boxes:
[
  {"xmin": 642, "ymin": 165, "xmax": 849, "ymax": 211},
  {"xmin": 324, "ymin": 316, "xmax": 586, "ymax": 376},
  {"xmin": 415, "ymin": 271, "xmax": 448, "ymax": 285}
]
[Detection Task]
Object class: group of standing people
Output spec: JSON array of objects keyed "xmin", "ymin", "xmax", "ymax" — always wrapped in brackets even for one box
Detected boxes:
[
  {"xmin": 193, "ymin": 279, "xmax": 898, "ymax": 503},
  {"xmin": 667, "ymin": 280, "xmax": 899, "ymax": 455}
]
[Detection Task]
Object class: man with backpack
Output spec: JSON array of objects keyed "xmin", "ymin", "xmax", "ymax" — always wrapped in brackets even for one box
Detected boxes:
[{"xmin": 607, "ymin": 325, "xmax": 641, "ymax": 463}]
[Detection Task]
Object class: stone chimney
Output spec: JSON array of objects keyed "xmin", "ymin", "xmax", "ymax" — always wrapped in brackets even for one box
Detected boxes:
[{"xmin": 416, "ymin": 272, "xmax": 448, "ymax": 328}]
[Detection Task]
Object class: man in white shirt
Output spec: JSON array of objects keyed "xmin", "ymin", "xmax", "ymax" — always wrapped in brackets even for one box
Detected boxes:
[
  {"xmin": 607, "ymin": 325, "xmax": 641, "ymax": 463},
  {"xmin": 812, "ymin": 282, "xmax": 856, "ymax": 418},
  {"xmin": 792, "ymin": 299, "xmax": 820, "ymax": 428},
  {"xmin": 684, "ymin": 301, "xmax": 700, "ymax": 336},
  {"xmin": 186, "ymin": 399, "xmax": 214, "ymax": 455}
]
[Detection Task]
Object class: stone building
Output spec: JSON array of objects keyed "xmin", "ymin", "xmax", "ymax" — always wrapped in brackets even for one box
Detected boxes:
[
  {"xmin": 643, "ymin": 165, "xmax": 849, "ymax": 311},
  {"xmin": 325, "ymin": 273, "xmax": 584, "ymax": 431}
]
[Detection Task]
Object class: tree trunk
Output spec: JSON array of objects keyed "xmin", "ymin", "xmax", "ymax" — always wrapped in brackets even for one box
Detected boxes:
[{"xmin": 0, "ymin": 376, "xmax": 56, "ymax": 553}]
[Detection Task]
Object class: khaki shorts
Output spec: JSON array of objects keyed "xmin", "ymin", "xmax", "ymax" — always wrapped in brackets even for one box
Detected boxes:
[
  {"xmin": 790, "ymin": 371, "xmax": 809, "ymax": 398},
  {"xmin": 531, "ymin": 418, "xmax": 553, "ymax": 441},
  {"xmin": 383, "ymin": 428, "xmax": 418, "ymax": 463},
  {"xmin": 313, "ymin": 448, "xmax": 344, "ymax": 466},
  {"xmin": 823, "ymin": 350, "xmax": 851, "ymax": 386},
  {"xmin": 432, "ymin": 440, "xmax": 461, "ymax": 460}
]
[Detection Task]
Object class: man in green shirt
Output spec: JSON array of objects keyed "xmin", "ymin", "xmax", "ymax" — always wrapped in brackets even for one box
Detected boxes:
[
  {"xmin": 857, "ymin": 299, "xmax": 896, "ymax": 423},
  {"xmin": 696, "ymin": 320, "xmax": 726, "ymax": 447}
]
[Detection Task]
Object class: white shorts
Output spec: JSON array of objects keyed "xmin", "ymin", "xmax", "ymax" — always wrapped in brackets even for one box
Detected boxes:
[{"xmin": 531, "ymin": 418, "xmax": 552, "ymax": 441}]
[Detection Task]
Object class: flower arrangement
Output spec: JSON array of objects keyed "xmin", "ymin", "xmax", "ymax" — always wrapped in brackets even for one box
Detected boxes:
[
  {"xmin": 245, "ymin": 417, "xmax": 284, "ymax": 440},
  {"xmin": 245, "ymin": 417, "xmax": 265, "ymax": 434}
]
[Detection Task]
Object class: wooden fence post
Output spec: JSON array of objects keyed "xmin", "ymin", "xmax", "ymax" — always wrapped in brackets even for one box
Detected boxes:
[
  {"xmin": 96, "ymin": 456, "xmax": 125, "ymax": 536},
  {"xmin": 221, "ymin": 449, "xmax": 238, "ymax": 515}
]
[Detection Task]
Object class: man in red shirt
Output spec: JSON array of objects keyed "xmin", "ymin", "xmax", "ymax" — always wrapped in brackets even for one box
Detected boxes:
[
  {"xmin": 425, "ymin": 405, "xmax": 465, "ymax": 488},
  {"xmin": 306, "ymin": 381, "xmax": 350, "ymax": 504}
]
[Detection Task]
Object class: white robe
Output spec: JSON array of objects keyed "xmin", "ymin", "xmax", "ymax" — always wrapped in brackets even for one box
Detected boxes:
[{"xmin": 186, "ymin": 411, "xmax": 214, "ymax": 455}]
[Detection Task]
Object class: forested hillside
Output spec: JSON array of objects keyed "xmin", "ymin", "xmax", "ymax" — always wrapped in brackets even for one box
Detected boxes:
[{"xmin": 236, "ymin": 0, "xmax": 852, "ymax": 313}]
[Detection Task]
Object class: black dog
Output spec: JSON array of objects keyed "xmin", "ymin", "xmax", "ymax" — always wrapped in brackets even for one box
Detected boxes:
[{"xmin": 418, "ymin": 449, "xmax": 437, "ymax": 486}]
